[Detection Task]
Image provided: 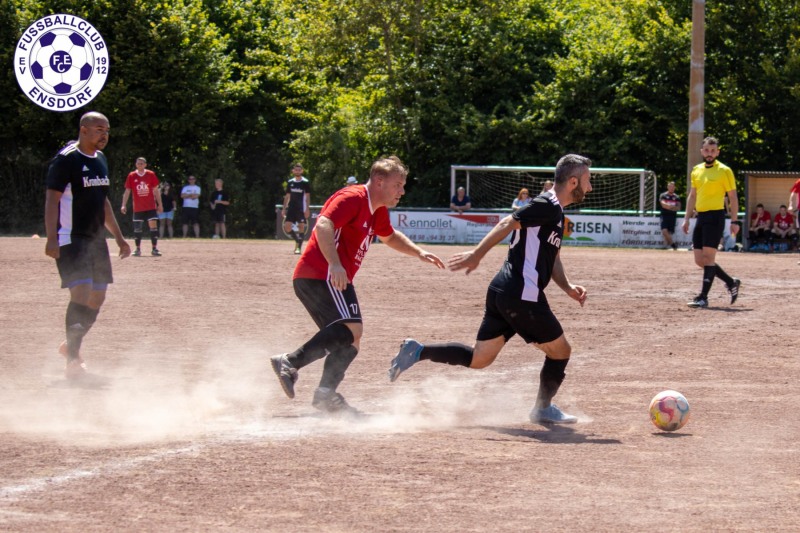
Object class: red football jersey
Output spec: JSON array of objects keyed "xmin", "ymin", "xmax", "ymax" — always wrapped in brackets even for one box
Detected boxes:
[
  {"xmin": 774, "ymin": 212, "xmax": 794, "ymax": 230},
  {"xmin": 294, "ymin": 185, "xmax": 394, "ymax": 282},
  {"xmin": 125, "ymin": 170, "xmax": 160, "ymax": 212},
  {"xmin": 791, "ymin": 179, "xmax": 800, "ymax": 195}
]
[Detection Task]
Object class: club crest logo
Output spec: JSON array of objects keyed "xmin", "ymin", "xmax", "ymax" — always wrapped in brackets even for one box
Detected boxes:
[{"xmin": 14, "ymin": 14, "xmax": 108, "ymax": 112}]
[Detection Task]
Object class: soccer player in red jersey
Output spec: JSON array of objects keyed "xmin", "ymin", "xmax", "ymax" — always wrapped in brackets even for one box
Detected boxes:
[
  {"xmin": 270, "ymin": 156, "xmax": 445, "ymax": 414},
  {"xmin": 121, "ymin": 157, "xmax": 163, "ymax": 256}
]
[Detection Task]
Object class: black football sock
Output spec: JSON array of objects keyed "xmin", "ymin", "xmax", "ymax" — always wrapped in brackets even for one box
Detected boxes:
[
  {"xmin": 65, "ymin": 302, "xmax": 99, "ymax": 360},
  {"xmin": 701, "ymin": 265, "xmax": 715, "ymax": 297},
  {"xmin": 134, "ymin": 232, "xmax": 142, "ymax": 249},
  {"xmin": 419, "ymin": 342, "xmax": 473, "ymax": 367},
  {"xmin": 535, "ymin": 357, "xmax": 569, "ymax": 409},
  {"xmin": 318, "ymin": 345, "xmax": 358, "ymax": 391},
  {"xmin": 150, "ymin": 229, "xmax": 159, "ymax": 249},
  {"xmin": 714, "ymin": 263, "xmax": 734, "ymax": 286},
  {"xmin": 286, "ymin": 323, "xmax": 355, "ymax": 370}
]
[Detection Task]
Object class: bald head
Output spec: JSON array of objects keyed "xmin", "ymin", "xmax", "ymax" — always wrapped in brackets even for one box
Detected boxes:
[
  {"xmin": 80, "ymin": 111, "xmax": 109, "ymax": 128},
  {"xmin": 78, "ymin": 111, "xmax": 110, "ymax": 154}
]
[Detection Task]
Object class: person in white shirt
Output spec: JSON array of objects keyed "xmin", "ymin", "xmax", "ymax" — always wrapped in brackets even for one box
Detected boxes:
[{"xmin": 181, "ymin": 175, "xmax": 201, "ymax": 238}]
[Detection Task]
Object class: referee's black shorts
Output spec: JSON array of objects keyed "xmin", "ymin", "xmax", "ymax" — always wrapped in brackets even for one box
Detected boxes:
[
  {"xmin": 476, "ymin": 288, "xmax": 563, "ymax": 345},
  {"xmin": 692, "ymin": 209, "xmax": 725, "ymax": 250}
]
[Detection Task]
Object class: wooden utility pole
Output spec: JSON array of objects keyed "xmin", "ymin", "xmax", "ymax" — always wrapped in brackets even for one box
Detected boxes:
[{"xmin": 686, "ymin": 0, "xmax": 705, "ymax": 190}]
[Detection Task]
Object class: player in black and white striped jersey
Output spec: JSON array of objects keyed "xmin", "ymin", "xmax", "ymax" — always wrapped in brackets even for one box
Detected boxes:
[
  {"xmin": 44, "ymin": 111, "xmax": 130, "ymax": 379},
  {"xmin": 388, "ymin": 154, "xmax": 593, "ymax": 425}
]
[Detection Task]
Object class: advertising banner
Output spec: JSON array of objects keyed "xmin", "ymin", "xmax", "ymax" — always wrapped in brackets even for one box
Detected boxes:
[
  {"xmin": 276, "ymin": 207, "xmax": 731, "ymax": 249},
  {"xmin": 390, "ymin": 211, "xmax": 723, "ymax": 248}
]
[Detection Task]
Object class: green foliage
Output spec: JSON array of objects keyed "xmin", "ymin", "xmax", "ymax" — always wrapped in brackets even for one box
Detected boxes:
[{"xmin": 2, "ymin": 0, "xmax": 799, "ymax": 234}]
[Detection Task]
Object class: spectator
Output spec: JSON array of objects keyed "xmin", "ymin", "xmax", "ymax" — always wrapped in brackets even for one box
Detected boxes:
[
  {"xmin": 450, "ymin": 186, "xmax": 471, "ymax": 213},
  {"xmin": 541, "ymin": 180, "xmax": 554, "ymax": 193},
  {"xmin": 748, "ymin": 203, "xmax": 771, "ymax": 247},
  {"xmin": 209, "ymin": 178, "xmax": 231, "ymax": 239},
  {"xmin": 181, "ymin": 176, "xmax": 201, "ymax": 238},
  {"xmin": 719, "ymin": 222, "xmax": 741, "ymax": 252},
  {"xmin": 511, "ymin": 188, "xmax": 531, "ymax": 211},
  {"xmin": 158, "ymin": 182, "xmax": 176, "ymax": 239},
  {"xmin": 346, "ymin": 176, "xmax": 358, "ymax": 186},
  {"xmin": 770, "ymin": 204, "xmax": 797, "ymax": 251}
]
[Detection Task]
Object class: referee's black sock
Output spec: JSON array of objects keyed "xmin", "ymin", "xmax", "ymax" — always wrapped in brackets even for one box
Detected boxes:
[
  {"xmin": 420, "ymin": 343, "xmax": 473, "ymax": 367},
  {"xmin": 535, "ymin": 357, "xmax": 569, "ymax": 409},
  {"xmin": 701, "ymin": 265, "xmax": 715, "ymax": 297},
  {"xmin": 287, "ymin": 323, "xmax": 355, "ymax": 370},
  {"xmin": 714, "ymin": 263, "xmax": 734, "ymax": 286}
]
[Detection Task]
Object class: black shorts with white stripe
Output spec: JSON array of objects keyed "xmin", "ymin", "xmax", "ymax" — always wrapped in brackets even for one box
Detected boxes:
[{"xmin": 293, "ymin": 277, "xmax": 362, "ymax": 330}]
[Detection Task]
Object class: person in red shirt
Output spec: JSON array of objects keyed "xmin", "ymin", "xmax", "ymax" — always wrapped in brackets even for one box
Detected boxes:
[
  {"xmin": 270, "ymin": 156, "xmax": 445, "ymax": 414},
  {"xmin": 121, "ymin": 157, "xmax": 163, "ymax": 256},
  {"xmin": 748, "ymin": 203, "xmax": 771, "ymax": 248},
  {"xmin": 789, "ymin": 179, "xmax": 800, "ymax": 230},
  {"xmin": 770, "ymin": 204, "xmax": 797, "ymax": 250}
]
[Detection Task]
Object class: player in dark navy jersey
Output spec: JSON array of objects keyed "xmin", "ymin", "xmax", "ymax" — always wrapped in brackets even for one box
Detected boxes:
[
  {"xmin": 281, "ymin": 163, "xmax": 312, "ymax": 254},
  {"xmin": 44, "ymin": 111, "xmax": 130, "ymax": 380},
  {"xmin": 388, "ymin": 154, "xmax": 593, "ymax": 425}
]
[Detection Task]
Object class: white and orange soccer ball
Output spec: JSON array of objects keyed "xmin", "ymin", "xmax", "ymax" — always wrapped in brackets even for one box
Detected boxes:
[{"xmin": 649, "ymin": 390, "xmax": 690, "ymax": 431}]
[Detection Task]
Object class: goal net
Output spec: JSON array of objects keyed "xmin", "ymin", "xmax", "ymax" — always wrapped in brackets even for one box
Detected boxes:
[{"xmin": 450, "ymin": 165, "xmax": 657, "ymax": 214}]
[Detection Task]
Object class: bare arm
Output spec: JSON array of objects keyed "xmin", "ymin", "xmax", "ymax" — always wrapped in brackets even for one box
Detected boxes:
[
  {"xmin": 380, "ymin": 230, "xmax": 445, "ymax": 269},
  {"xmin": 154, "ymin": 188, "xmax": 163, "ymax": 213},
  {"xmin": 448, "ymin": 214, "xmax": 519, "ymax": 274},
  {"xmin": 120, "ymin": 189, "xmax": 131, "ymax": 214},
  {"xmin": 727, "ymin": 190, "xmax": 739, "ymax": 235},
  {"xmin": 551, "ymin": 253, "xmax": 587, "ymax": 307},
  {"xmin": 281, "ymin": 192, "xmax": 289, "ymax": 215},
  {"xmin": 681, "ymin": 188, "xmax": 697, "ymax": 234},
  {"xmin": 789, "ymin": 191, "xmax": 799, "ymax": 214},
  {"xmin": 104, "ymin": 199, "xmax": 131, "ymax": 258},
  {"xmin": 304, "ymin": 192, "xmax": 311, "ymax": 218},
  {"xmin": 314, "ymin": 216, "xmax": 347, "ymax": 290}
]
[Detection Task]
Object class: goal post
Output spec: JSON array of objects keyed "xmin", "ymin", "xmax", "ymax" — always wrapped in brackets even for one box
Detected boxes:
[{"xmin": 450, "ymin": 165, "xmax": 658, "ymax": 215}]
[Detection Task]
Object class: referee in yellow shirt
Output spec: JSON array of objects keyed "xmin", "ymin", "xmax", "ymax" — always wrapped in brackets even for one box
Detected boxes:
[{"xmin": 681, "ymin": 136, "xmax": 741, "ymax": 308}]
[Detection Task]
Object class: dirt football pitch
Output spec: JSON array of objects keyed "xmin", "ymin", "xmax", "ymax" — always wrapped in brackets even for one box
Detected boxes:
[{"xmin": 1, "ymin": 236, "xmax": 798, "ymax": 532}]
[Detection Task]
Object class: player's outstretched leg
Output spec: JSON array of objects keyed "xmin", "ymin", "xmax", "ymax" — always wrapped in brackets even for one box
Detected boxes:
[
  {"xmin": 270, "ymin": 353, "xmax": 298, "ymax": 399},
  {"xmin": 388, "ymin": 339, "xmax": 423, "ymax": 382}
]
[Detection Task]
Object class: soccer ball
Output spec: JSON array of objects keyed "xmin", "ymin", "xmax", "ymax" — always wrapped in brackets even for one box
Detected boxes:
[
  {"xmin": 29, "ymin": 29, "xmax": 94, "ymax": 95},
  {"xmin": 649, "ymin": 390, "xmax": 690, "ymax": 431}
]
